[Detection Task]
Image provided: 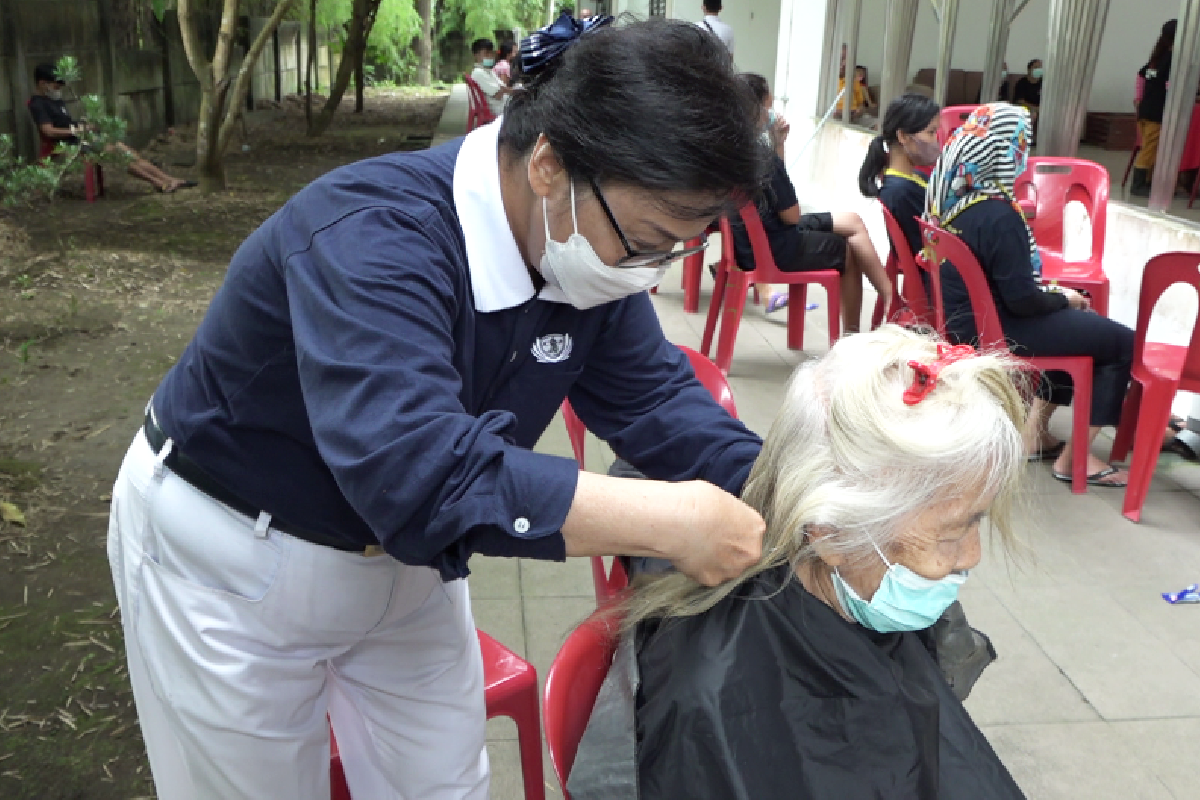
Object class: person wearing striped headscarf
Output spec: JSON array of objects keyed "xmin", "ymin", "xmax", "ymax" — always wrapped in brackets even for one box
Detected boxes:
[{"xmin": 925, "ymin": 103, "xmax": 1135, "ymax": 488}]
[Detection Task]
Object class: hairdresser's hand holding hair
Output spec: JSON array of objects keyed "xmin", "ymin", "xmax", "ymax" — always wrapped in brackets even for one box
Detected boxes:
[{"xmin": 604, "ymin": 326, "xmax": 1030, "ymax": 800}]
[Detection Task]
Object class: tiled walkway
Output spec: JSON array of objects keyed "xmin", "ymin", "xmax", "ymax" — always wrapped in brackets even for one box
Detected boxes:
[{"xmin": 439, "ymin": 88, "xmax": 1200, "ymax": 799}]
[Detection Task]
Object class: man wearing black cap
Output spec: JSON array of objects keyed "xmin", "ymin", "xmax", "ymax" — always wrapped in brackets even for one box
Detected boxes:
[{"xmin": 29, "ymin": 63, "xmax": 195, "ymax": 193}]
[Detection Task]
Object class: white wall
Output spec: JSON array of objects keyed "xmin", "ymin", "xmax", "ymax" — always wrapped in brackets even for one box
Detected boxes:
[
  {"xmin": 768, "ymin": 0, "xmax": 1184, "ymax": 115},
  {"xmin": 660, "ymin": 0, "xmax": 782, "ymax": 92}
]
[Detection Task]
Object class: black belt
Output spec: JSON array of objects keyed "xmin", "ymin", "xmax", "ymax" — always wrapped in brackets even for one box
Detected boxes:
[{"xmin": 142, "ymin": 410, "xmax": 379, "ymax": 555}]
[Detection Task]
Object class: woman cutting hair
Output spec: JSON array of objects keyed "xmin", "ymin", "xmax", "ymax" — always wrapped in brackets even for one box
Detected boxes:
[
  {"xmin": 107, "ymin": 13, "xmax": 770, "ymax": 800},
  {"xmin": 925, "ymin": 103, "xmax": 1134, "ymax": 487},
  {"xmin": 569, "ymin": 325, "xmax": 1028, "ymax": 799}
]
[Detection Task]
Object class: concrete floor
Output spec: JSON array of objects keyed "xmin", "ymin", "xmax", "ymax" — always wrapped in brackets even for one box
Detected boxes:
[{"xmin": 437, "ymin": 86, "xmax": 1200, "ymax": 799}]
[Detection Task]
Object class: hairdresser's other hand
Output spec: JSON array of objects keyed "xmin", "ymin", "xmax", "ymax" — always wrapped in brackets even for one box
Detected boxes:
[{"xmin": 671, "ymin": 481, "xmax": 764, "ymax": 587}]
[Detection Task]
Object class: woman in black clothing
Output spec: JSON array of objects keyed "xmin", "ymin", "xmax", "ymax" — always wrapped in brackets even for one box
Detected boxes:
[
  {"xmin": 1131, "ymin": 19, "xmax": 1177, "ymax": 197},
  {"xmin": 1012, "ymin": 59, "xmax": 1043, "ymax": 131},
  {"xmin": 860, "ymin": 93, "xmax": 942, "ymax": 259},
  {"xmin": 926, "ymin": 103, "xmax": 1134, "ymax": 487}
]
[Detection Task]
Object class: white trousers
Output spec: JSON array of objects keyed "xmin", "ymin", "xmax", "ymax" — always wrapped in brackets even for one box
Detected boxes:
[{"xmin": 107, "ymin": 430, "xmax": 489, "ymax": 800}]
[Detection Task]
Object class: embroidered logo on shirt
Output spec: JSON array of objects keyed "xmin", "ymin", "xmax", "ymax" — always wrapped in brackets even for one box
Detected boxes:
[{"xmin": 532, "ymin": 333, "xmax": 573, "ymax": 364}]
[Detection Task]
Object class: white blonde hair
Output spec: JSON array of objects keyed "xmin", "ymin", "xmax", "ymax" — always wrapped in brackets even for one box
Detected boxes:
[{"xmin": 622, "ymin": 324, "xmax": 1029, "ymax": 626}]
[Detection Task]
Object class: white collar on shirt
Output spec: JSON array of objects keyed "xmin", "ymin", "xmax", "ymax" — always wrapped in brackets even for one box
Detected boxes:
[{"xmin": 452, "ymin": 119, "xmax": 568, "ymax": 312}]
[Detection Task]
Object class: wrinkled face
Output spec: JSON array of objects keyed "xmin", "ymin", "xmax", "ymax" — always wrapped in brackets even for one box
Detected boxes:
[
  {"xmin": 833, "ymin": 490, "xmax": 990, "ymax": 603},
  {"xmin": 524, "ymin": 135, "xmax": 716, "ymax": 269}
]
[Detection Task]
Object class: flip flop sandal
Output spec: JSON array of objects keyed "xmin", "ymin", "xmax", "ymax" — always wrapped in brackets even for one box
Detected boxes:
[
  {"xmin": 1026, "ymin": 440, "xmax": 1066, "ymax": 462},
  {"xmin": 765, "ymin": 292, "xmax": 789, "ymax": 314},
  {"xmin": 1169, "ymin": 416, "xmax": 1186, "ymax": 433},
  {"xmin": 1165, "ymin": 437, "xmax": 1199, "ymax": 461},
  {"xmin": 1052, "ymin": 466, "xmax": 1128, "ymax": 488}
]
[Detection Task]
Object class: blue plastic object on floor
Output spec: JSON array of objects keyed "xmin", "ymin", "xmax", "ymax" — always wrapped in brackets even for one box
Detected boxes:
[{"xmin": 1162, "ymin": 584, "xmax": 1200, "ymax": 604}]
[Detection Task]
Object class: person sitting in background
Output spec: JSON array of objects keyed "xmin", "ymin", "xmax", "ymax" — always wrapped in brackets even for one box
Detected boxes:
[
  {"xmin": 493, "ymin": 40, "xmax": 516, "ymax": 85},
  {"xmin": 859, "ymin": 93, "xmax": 942, "ymax": 261},
  {"xmin": 926, "ymin": 103, "xmax": 1135, "ymax": 487},
  {"xmin": 977, "ymin": 62, "xmax": 1011, "ymax": 104},
  {"xmin": 601, "ymin": 325, "xmax": 1029, "ymax": 799},
  {"xmin": 739, "ymin": 73, "xmax": 891, "ymax": 330},
  {"xmin": 838, "ymin": 64, "xmax": 876, "ymax": 124},
  {"xmin": 1012, "ymin": 59, "xmax": 1042, "ymax": 130},
  {"xmin": 469, "ymin": 38, "xmax": 511, "ymax": 117},
  {"xmin": 28, "ymin": 63, "xmax": 194, "ymax": 194},
  {"xmin": 1131, "ymin": 19, "xmax": 1177, "ymax": 197}
]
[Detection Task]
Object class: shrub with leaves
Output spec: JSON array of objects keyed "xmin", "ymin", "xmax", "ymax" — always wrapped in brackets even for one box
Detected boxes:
[{"xmin": 0, "ymin": 55, "xmax": 132, "ymax": 206}]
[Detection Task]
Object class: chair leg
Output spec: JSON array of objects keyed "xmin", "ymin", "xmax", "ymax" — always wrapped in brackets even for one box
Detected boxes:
[
  {"xmin": 591, "ymin": 557, "xmax": 612, "ymax": 605},
  {"xmin": 700, "ymin": 265, "xmax": 729, "ymax": 357},
  {"xmin": 96, "ymin": 165, "xmax": 104, "ymax": 197},
  {"xmin": 682, "ymin": 249, "xmax": 703, "ymax": 314},
  {"xmin": 714, "ymin": 272, "xmax": 751, "ymax": 375},
  {"xmin": 1122, "ymin": 146, "xmax": 1139, "ymax": 188},
  {"xmin": 1067, "ymin": 364, "xmax": 1092, "ymax": 495},
  {"xmin": 786, "ymin": 284, "xmax": 808, "ymax": 351},
  {"xmin": 1121, "ymin": 386, "xmax": 1175, "ymax": 522},
  {"xmin": 1109, "ymin": 381, "xmax": 1143, "ymax": 463},
  {"xmin": 824, "ymin": 276, "xmax": 842, "ymax": 347},
  {"xmin": 513, "ymin": 698, "xmax": 548, "ymax": 800},
  {"xmin": 84, "ymin": 165, "xmax": 97, "ymax": 203}
]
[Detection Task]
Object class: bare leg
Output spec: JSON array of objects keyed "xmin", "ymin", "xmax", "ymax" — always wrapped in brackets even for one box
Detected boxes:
[
  {"xmin": 1024, "ymin": 398, "xmax": 1062, "ymax": 456},
  {"xmin": 1052, "ymin": 426, "xmax": 1130, "ymax": 485},
  {"xmin": 112, "ymin": 143, "xmax": 186, "ymax": 191},
  {"xmin": 830, "ymin": 212, "xmax": 891, "ymax": 334}
]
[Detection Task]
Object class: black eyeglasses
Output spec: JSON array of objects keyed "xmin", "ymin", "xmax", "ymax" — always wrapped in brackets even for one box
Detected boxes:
[{"xmin": 587, "ymin": 178, "xmax": 709, "ymax": 269}]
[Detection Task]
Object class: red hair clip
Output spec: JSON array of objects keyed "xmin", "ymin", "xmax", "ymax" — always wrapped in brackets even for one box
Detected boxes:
[{"xmin": 903, "ymin": 343, "xmax": 976, "ymax": 405}]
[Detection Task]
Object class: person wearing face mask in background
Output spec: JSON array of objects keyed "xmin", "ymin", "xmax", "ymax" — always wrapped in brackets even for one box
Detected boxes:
[
  {"xmin": 1012, "ymin": 59, "xmax": 1043, "ymax": 133},
  {"xmin": 469, "ymin": 38, "xmax": 512, "ymax": 117},
  {"xmin": 105, "ymin": 15, "xmax": 770, "ymax": 800},
  {"xmin": 739, "ymin": 73, "xmax": 892, "ymax": 329},
  {"xmin": 859, "ymin": 93, "xmax": 943, "ymax": 263}
]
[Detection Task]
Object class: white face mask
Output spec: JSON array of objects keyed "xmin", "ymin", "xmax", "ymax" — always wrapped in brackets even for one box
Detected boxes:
[
  {"xmin": 49, "ymin": 89, "xmax": 63, "ymax": 101},
  {"xmin": 539, "ymin": 182, "xmax": 669, "ymax": 310}
]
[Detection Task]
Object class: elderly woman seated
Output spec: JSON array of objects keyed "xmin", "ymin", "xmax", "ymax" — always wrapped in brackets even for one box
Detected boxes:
[{"xmin": 569, "ymin": 325, "xmax": 1028, "ymax": 799}]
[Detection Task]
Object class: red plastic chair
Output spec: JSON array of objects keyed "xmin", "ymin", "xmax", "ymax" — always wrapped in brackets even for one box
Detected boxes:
[
  {"xmin": 561, "ymin": 344, "xmax": 738, "ymax": 603},
  {"xmin": 330, "ymin": 630, "xmax": 544, "ymax": 800},
  {"xmin": 701, "ymin": 204, "xmax": 841, "ymax": 375},
  {"xmin": 937, "ymin": 104, "xmax": 983, "ymax": 145},
  {"xmin": 1013, "ymin": 157, "xmax": 1111, "ymax": 316},
  {"xmin": 874, "ymin": 203, "xmax": 936, "ymax": 331},
  {"xmin": 28, "ymin": 98, "xmax": 104, "ymax": 202},
  {"xmin": 1108, "ymin": 252, "xmax": 1200, "ymax": 522},
  {"xmin": 464, "ymin": 73, "xmax": 497, "ymax": 132},
  {"xmin": 543, "ymin": 609, "xmax": 623, "ymax": 800},
  {"xmin": 918, "ymin": 220, "xmax": 1092, "ymax": 494}
]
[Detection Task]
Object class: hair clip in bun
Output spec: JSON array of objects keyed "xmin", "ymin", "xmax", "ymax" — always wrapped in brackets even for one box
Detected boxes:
[
  {"xmin": 903, "ymin": 343, "xmax": 976, "ymax": 405},
  {"xmin": 519, "ymin": 11, "xmax": 614, "ymax": 78}
]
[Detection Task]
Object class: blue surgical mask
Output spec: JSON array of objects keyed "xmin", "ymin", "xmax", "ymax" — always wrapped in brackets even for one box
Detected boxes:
[
  {"xmin": 767, "ymin": 109, "xmax": 777, "ymax": 127},
  {"xmin": 1031, "ymin": 68, "xmax": 1044, "ymax": 80},
  {"xmin": 482, "ymin": 58, "xmax": 496, "ymax": 68},
  {"xmin": 832, "ymin": 541, "xmax": 966, "ymax": 633},
  {"xmin": 1000, "ymin": 69, "xmax": 1008, "ymax": 80}
]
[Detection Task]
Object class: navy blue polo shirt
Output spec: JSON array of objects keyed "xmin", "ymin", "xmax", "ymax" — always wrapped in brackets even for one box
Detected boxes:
[{"xmin": 152, "ymin": 121, "xmax": 763, "ymax": 581}]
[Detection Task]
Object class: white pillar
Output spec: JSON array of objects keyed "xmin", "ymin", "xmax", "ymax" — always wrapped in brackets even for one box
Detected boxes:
[
  {"xmin": 879, "ymin": 0, "xmax": 920, "ymax": 116},
  {"xmin": 981, "ymin": 0, "xmax": 1015, "ymax": 107},
  {"xmin": 932, "ymin": 0, "xmax": 959, "ymax": 107},
  {"xmin": 1039, "ymin": 0, "xmax": 1112, "ymax": 156},
  {"xmin": 841, "ymin": 0, "xmax": 863, "ymax": 123}
]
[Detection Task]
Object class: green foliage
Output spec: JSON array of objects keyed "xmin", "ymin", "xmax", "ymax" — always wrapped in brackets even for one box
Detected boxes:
[{"xmin": 440, "ymin": 0, "xmax": 544, "ymax": 39}]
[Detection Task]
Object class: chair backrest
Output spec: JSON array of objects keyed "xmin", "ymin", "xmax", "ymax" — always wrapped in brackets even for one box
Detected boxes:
[
  {"xmin": 878, "ymin": 202, "xmax": 933, "ymax": 327},
  {"xmin": 720, "ymin": 202, "xmax": 787, "ymax": 280},
  {"xmin": 1132, "ymin": 252, "xmax": 1200, "ymax": 386},
  {"xmin": 543, "ymin": 609, "xmax": 622, "ymax": 797},
  {"xmin": 1012, "ymin": 156, "xmax": 1109, "ymax": 263},
  {"xmin": 938, "ymin": 104, "xmax": 982, "ymax": 144},
  {"xmin": 463, "ymin": 73, "xmax": 496, "ymax": 131},
  {"xmin": 918, "ymin": 219, "xmax": 1006, "ymax": 348}
]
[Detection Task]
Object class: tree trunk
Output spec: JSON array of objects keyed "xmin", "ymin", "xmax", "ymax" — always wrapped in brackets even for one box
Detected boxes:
[
  {"xmin": 416, "ymin": 0, "xmax": 432, "ymax": 87},
  {"xmin": 545, "ymin": 0, "xmax": 556, "ymax": 25},
  {"xmin": 178, "ymin": 0, "xmax": 296, "ymax": 192},
  {"xmin": 355, "ymin": 3, "xmax": 380, "ymax": 113},
  {"xmin": 307, "ymin": 0, "xmax": 381, "ymax": 136},
  {"xmin": 305, "ymin": 0, "xmax": 316, "ymax": 128}
]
